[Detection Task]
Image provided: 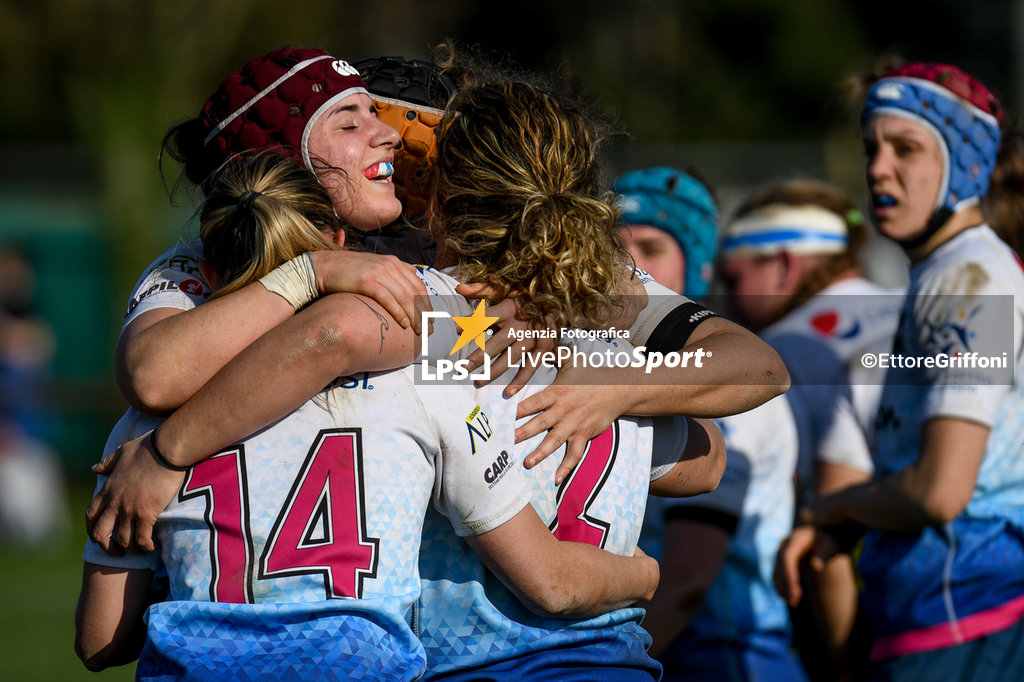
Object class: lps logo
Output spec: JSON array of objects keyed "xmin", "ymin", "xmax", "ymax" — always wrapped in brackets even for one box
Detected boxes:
[{"xmin": 420, "ymin": 300, "xmax": 497, "ymax": 381}]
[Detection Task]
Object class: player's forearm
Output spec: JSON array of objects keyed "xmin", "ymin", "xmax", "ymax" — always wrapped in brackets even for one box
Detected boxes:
[
  {"xmin": 577, "ymin": 331, "xmax": 788, "ymax": 420},
  {"xmin": 469, "ymin": 507, "xmax": 658, "ymax": 619},
  {"xmin": 808, "ymin": 471, "xmax": 948, "ymax": 532},
  {"xmin": 115, "ymin": 283, "xmax": 294, "ymax": 414},
  {"xmin": 75, "ymin": 564, "xmax": 152, "ymax": 671},
  {"xmin": 649, "ymin": 418, "xmax": 726, "ymax": 497},
  {"xmin": 524, "ymin": 544, "xmax": 659, "ymax": 619},
  {"xmin": 811, "ymin": 419, "xmax": 987, "ymax": 531},
  {"xmin": 806, "ymin": 555, "xmax": 862, "ymax": 662},
  {"xmin": 623, "ymin": 305, "xmax": 791, "ymax": 417},
  {"xmin": 154, "ymin": 294, "xmax": 416, "ymax": 468},
  {"xmin": 642, "ymin": 327, "xmax": 788, "ymax": 416}
]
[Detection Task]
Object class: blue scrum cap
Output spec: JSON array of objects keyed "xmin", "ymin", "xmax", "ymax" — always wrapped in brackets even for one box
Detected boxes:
[{"xmin": 615, "ymin": 167, "xmax": 718, "ymax": 299}]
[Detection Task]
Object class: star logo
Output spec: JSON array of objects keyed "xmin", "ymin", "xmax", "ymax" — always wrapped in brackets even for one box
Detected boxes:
[{"xmin": 450, "ymin": 300, "xmax": 498, "ymax": 355}]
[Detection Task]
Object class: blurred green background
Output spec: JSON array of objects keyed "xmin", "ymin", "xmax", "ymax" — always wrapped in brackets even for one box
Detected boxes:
[{"xmin": 0, "ymin": 0, "xmax": 1018, "ymax": 678}]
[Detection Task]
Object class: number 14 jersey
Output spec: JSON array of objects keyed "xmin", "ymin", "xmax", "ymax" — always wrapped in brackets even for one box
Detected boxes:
[{"xmin": 87, "ymin": 367, "xmax": 530, "ymax": 681}]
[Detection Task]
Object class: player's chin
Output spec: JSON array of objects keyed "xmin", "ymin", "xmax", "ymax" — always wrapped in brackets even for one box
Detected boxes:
[
  {"xmin": 875, "ymin": 215, "xmax": 920, "ymax": 242},
  {"xmin": 380, "ymin": 196, "xmax": 403, "ymax": 225},
  {"xmin": 350, "ymin": 198, "xmax": 404, "ymax": 231}
]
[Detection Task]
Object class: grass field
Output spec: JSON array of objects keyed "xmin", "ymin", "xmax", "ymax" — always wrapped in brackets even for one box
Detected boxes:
[{"xmin": 0, "ymin": 481, "xmax": 135, "ymax": 681}]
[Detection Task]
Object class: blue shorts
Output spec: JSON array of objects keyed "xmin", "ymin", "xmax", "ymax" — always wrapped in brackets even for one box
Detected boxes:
[{"xmin": 425, "ymin": 638, "xmax": 661, "ymax": 681}]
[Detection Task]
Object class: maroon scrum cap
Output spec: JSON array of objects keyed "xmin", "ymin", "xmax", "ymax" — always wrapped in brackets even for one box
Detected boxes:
[{"xmin": 200, "ymin": 47, "xmax": 368, "ymax": 170}]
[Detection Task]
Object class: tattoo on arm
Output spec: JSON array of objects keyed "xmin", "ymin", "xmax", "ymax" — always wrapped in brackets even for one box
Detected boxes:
[{"xmin": 357, "ymin": 298, "xmax": 389, "ymax": 352}]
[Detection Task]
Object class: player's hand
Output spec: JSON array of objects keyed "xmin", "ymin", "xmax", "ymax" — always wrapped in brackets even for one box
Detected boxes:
[
  {"xmin": 773, "ymin": 524, "xmax": 841, "ymax": 607},
  {"xmin": 514, "ymin": 366, "xmax": 624, "ymax": 484},
  {"xmin": 86, "ymin": 433, "xmax": 185, "ymax": 555},
  {"xmin": 311, "ymin": 250, "xmax": 429, "ymax": 333},
  {"xmin": 457, "ymin": 283, "xmax": 558, "ymax": 395}
]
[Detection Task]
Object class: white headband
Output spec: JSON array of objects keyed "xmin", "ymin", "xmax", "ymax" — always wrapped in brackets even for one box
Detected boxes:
[{"xmin": 722, "ymin": 204, "xmax": 848, "ymax": 256}]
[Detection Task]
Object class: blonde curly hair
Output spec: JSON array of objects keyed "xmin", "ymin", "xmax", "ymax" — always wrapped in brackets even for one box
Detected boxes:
[{"xmin": 431, "ymin": 79, "xmax": 629, "ymax": 328}]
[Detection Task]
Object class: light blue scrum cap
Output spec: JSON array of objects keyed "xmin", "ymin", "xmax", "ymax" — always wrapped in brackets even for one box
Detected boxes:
[{"xmin": 614, "ymin": 167, "xmax": 719, "ymax": 299}]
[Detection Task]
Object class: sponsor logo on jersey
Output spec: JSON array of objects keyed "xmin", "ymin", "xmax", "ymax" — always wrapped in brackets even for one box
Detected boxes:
[
  {"xmin": 484, "ymin": 449, "xmax": 511, "ymax": 487},
  {"xmin": 633, "ymin": 267, "xmax": 655, "ymax": 285},
  {"xmin": 415, "ymin": 265, "xmax": 441, "ymax": 296},
  {"xmin": 126, "ymin": 278, "xmax": 207, "ymax": 316},
  {"xmin": 333, "ymin": 372, "xmax": 374, "ymax": 391},
  {"xmin": 874, "ymin": 404, "xmax": 902, "ymax": 433},
  {"xmin": 922, "ymin": 304, "xmax": 981, "ymax": 356},
  {"xmin": 689, "ymin": 308, "xmax": 714, "ymax": 325},
  {"xmin": 179, "ymin": 278, "xmax": 204, "ymax": 296},
  {"xmin": 810, "ymin": 310, "xmax": 861, "ymax": 339},
  {"xmin": 466, "ymin": 407, "xmax": 493, "ymax": 455},
  {"xmin": 166, "ymin": 254, "xmax": 202, "ymax": 276}
]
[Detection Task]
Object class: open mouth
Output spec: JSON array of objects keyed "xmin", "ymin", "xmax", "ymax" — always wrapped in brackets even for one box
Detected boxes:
[
  {"xmin": 364, "ymin": 162, "xmax": 394, "ymax": 182},
  {"xmin": 873, "ymin": 194, "xmax": 897, "ymax": 208}
]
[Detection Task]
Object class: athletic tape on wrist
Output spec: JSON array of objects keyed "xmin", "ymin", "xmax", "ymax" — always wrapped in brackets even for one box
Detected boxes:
[{"xmin": 259, "ymin": 253, "xmax": 318, "ymax": 310}]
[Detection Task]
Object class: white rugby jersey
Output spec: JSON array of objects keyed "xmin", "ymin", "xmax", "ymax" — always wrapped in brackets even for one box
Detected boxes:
[
  {"xmin": 415, "ymin": 265, "xmax": 686, "ymax": 676},
  {"xmin": 85, "ymin": 366, "xmax": 530, "ymax": 680},
  {"xmin": 859, "ymin": 224, "xmax": 1024, "ymax": 658},
  {"xmin": 763, "ymin": 276, "xmax": 902, "ymax": 432},
  {"xmin": 761, "ymin": 277, "xmax": 901, "ymax": 502}
]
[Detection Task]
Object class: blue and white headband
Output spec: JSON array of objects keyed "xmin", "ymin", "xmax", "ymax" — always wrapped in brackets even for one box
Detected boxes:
[{"xmin": 721, "ymin": 204, "xmax": 848, "ymax": 257}]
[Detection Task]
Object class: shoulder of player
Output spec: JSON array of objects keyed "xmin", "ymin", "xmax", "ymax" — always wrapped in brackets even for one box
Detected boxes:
[
  {"xmin": 148, "ymin": 239, "xmax": 204, "ymax": 273},
  {"xmin": 914, "ymin": 229, "xmax": 1024, "ymax": 298},
  {"xmin": 127, "ymin": 240, "xmax": 205, "ymax": 291}
]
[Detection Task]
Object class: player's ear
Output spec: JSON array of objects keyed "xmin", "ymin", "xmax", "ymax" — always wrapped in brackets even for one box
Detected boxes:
[
  {"xmin": 198, "ymin": 259, "xmax": 222, "ymax": 292},
  {"xmin": 777, "ymin": 250, "xmax": 802, "ymax": 294},
  {"xmin": 327, "ymin": 228, "xmax": 346, "ymax": 249}
]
